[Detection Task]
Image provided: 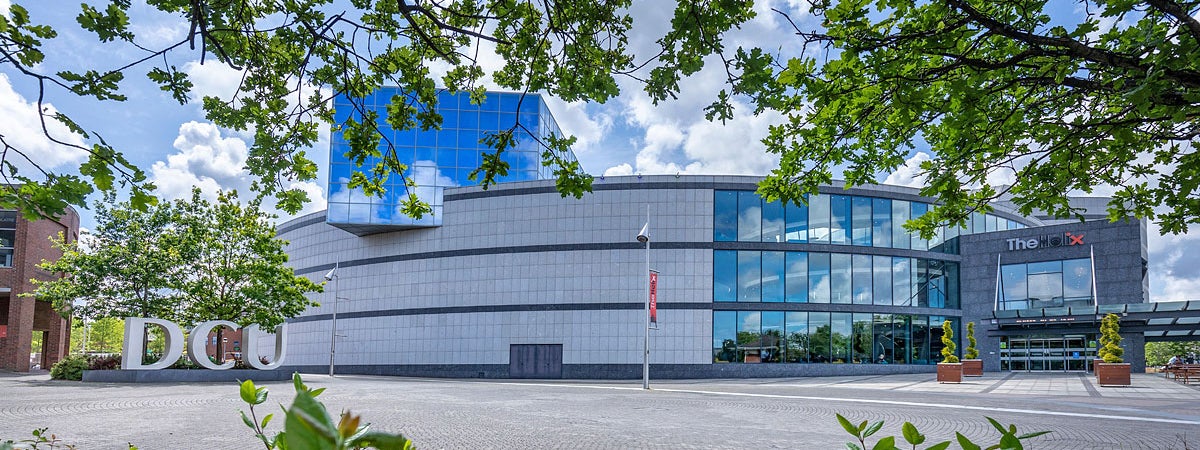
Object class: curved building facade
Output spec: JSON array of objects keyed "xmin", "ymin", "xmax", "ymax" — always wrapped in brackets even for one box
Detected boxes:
[{"xmin": 276, "ymin": 175, "xmax": 1151, "ymax": 378}]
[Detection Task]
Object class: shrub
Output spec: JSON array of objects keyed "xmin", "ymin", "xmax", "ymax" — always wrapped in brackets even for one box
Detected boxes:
[
  {"xmin": 940, "ymin": 319, "xmax": 959, "ymax": 363},
  {"xmin": 49, "ymin": 355, "xmax": 88, "ymax": 381},
  {"xmin": 87, "ymin": 354, "xmax": 122, "ymax": 370},
  {"xmin": 1100, "ymin": 313, "xmax": 1124, "ymax": 363},
  {"xmin": 964, "ymin": 322, "xmax": 979, "ymax": 360},
  {"xmin": 170, "ymin": 356, "xmax": 200, "ymax": 369}
]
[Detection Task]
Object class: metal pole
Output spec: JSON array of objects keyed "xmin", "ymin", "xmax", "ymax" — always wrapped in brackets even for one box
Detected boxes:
[
  {"xmin": 329, "ymin": 264, "xmax": 339, "ymax": 378},
  {"xmin": 643, "ymin": 205, "xmax": 650, "ymax": 390}
]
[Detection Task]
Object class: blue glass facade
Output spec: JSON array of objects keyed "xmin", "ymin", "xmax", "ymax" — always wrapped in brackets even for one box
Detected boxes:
[
  {"xmin": 999, "ymin": 258, "xmax": 1094, "ymax": 310},
  {"xmin": 327, "ymin": 89, "xmax": 576, "ymax": 228},
  {"xmin": 713, "ymin": 310, "xmax": 958, "ymax": 365},
  {"xmin": 714, "ymin": 190, "xmax": 1026, "ymax": 249},
  {"xmin": 712, "ymin": 190, "xmax": 987, "ymax": 366}
]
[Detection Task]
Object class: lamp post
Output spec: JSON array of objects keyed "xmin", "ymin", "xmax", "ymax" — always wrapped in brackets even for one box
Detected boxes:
[
  {"xmin": 323, "ymin": 263, "xmax": 340, "ymax": 377},
  {"xmin": 637, "ymin": 206, "xmax": 650, "ymax": 390}
]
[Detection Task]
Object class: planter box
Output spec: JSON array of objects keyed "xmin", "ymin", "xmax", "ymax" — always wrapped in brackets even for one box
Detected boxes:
[
  {"xmin": 1096, "ymin": 363, "xmax": 1131, "ymax": 386},
  {"xmin": 937, "ymin": 363, "xmax": 963, "ymax": 383},
  {"xmin": 962, "ymin": 359, "xmax": 983, "ymax": 377}
]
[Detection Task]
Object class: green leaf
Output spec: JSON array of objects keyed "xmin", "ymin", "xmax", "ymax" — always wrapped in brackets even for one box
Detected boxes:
[
  {"xmin": 1016, "ymin": 431, "xmax": 1051, "ymax": 439},
  {"xmin": 350, "ymin": 431, "xmax": 415, "ymax": 450},
  {"xmin": 901, "ymin": 422, "xmax": 924, "ymax": 445},
  {"xmin": 283, "ymin": 386, "xmax": 339, "ymax": 450},
  {"xmin": 925, "ymin": 442, "xmax": 952, "ymax": 450},
  {"xmin": 240, "ymin": 410, "xmax": 256, "ymax": 430},
  {"xmin": 871, "ymin": 436, "xmax": 896, "ymax": 450},
  {"xmin": 261, "ymin": 413, "xmax": 274, "ymax": 429},
  {"xmin": 956, "ymin": 432, "xmax": 982, "ymax": 450},
  {"xmin": 846, "ymin": 443, "xmax": 863, "ymax": 450},
  {"xmin": 997, "ymin": 432, "xmax": 1023, "ymax": 450},
  {"xmin": 985, "ymin": 417, "xmax": 1007, "ymax": 435},
  {"xmin": 240, "ymin": 379, "xmax": 257, "ymax": 404},
  {"xmin": 836, "ymin": 414, "xmax": 861, "ymax": 438},
  {"xmin": 863, "ymin": 421, "xmax": 884, "ymax": 438}
]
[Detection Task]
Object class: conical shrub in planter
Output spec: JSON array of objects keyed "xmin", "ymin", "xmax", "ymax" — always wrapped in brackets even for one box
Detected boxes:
[
  {"xmin": 962, "ymin": 321, "xmax": 983, "ymax": 376},
  {"xmin": 937, "ymin": 319, "xmax": 962, "ymax": 383},
  {"xmin": 1096, "ymin": 313, "xmax": 1131, "ymax": 386}
]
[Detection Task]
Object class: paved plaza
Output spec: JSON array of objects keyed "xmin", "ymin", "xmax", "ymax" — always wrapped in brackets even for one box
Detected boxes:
[{"xmin": 2, "ymin": 371, "xmax": 1200, "ymax": 449}]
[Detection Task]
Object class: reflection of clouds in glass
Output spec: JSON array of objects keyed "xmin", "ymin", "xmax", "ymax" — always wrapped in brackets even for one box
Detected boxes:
[
  {"xmin": 327, "ymin": 177, "xmax": 386, "ymax": 223},
  {"xmin": 386, "ymin": 160, "xmax": 457, "ymax": 225},
  {"xmin": 739, "ymin": 311, "xmax": 761, "ymax": 330}
]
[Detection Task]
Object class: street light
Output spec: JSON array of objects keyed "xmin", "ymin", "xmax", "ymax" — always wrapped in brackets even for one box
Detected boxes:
[
  {"xmin": 324, "ymin": 263, "xmax": 339, "ymax": 378},
  {"xmin": 637, "ymin": 206, "xmax": 650, "ymax": 390}
]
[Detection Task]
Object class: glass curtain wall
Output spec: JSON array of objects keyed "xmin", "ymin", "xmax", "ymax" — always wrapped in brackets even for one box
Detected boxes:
[
  {"xmin": 714, "ymin": 190, "xmax": 1026, "ymax": 248},
  {"xmin": 715, "ymin": 250, "xmax": 959, "ymax": 308},
  {"xmin": 715, "ymin": 311, "xmax": 956, "ymax": 365},
  {"xmin": 998, "ymin": 258, "xmax": 1094, "ymax": 310},
  {"xmin": 328, "ymin": 90, "xmax": 573, "ymax": 226}
]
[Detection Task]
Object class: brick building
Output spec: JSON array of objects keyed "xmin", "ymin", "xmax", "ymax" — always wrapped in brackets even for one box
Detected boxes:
[{"xmin": 0, "ymin": 207, "xmax": 79, "ymax": 372}]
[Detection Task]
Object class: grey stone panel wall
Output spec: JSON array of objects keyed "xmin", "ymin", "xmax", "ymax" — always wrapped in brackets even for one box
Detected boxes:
[
  {"xmin": 273, "ymin": 175, "xmax": 1044, "ymax": 379},
  {"xmin": 957, "ymin": 219, "xmax": 1148, "ymax": 372}
]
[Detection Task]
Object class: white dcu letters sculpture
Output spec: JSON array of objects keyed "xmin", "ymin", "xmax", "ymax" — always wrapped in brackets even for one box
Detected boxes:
[{"xmin": 121, "ymin": 317, "xmax": 287, "ymax": 370}]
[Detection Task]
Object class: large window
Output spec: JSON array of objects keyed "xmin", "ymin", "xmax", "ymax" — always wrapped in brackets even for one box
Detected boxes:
[
  {"xmin": 713, "ymin": 250, "xmax": 959, "ymax": 309},
  {"xmin": 714, "ymin": 310, "xmax": 956, "ymax": 365},
  {"xmin": 998, "ymin": 258, "xmax": 1093, "ymax": 310},
  {"xmin": 714, "ymin": 190, "xmax": 1024, "ymax": 250},
  {"xmin": 0, "ymin": 211, "xmax": 14, "ymax": 267}
]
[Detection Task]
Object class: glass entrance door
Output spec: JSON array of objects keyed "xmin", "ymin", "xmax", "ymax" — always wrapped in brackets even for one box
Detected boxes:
[{"xmin": 1000, "ymin": 335, "xmax": 1094, "ymax": 372}]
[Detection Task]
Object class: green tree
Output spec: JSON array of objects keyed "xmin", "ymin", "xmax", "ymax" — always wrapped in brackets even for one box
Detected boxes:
[
  {"xmin": 741, "ymin": 0, "xmax": 1200, "ymax": 235},
  {"xmin": 172, "ymin": 189, "xmax": 322, "ymax": 349},
  {"xmin": 32, "ymin": 195, "xmax": 184, "ymax": 323},
  {"xmin": 0, "ymin": 1, "xmax": 755, "ymax": 221},
  {"xmin": 964, "ymin": 321, "xmax": 979, "ymax": 360},
  {"xmin": 1145, "ymin": 341, "xmax": 1200, "ymax": 366},
  {"xmin": 1100, "ymin": 313, "xmax": 1124, "ymax": 363},
  {"xmin": 70, "ymin": 317, "xmax": 125, "ymax": 354},
  {"xmin": 940, "ymin": 320, "xmax": 959, "ymax": 363}
]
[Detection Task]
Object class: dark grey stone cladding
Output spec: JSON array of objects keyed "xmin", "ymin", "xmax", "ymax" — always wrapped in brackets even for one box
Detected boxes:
[
  {"xmin": 957, "ymin": 219, "xmax": 1148, "ymax": 372},
  {"xmin": 81, "ymin": 369, "xmax": 294, "ymax": 383},
  {"xmin": 284, "ymin": 363, "xmax": 935, "ymax": 379}
]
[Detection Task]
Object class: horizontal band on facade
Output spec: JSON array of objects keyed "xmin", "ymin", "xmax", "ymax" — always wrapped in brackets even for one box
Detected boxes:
[
  {"xmin": 443, "ymin": 180, "xmax": 949, "ymax": 208},
  {"xmin": 277, "ymin": 213, "xmax": 326, "ymax": 235},
  {"xmin": 292, "ymin": 241, "xmax": 960, "ymax": 276},
  {"xmin": 287, "ymin": 301, "xmax": 961, "ymax": 324},
  {"xmin": 282, "ymin": 362, "xmax": 937, "ymax": 379}
]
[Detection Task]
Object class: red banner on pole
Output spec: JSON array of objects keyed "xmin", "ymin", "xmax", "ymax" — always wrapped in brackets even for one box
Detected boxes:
[{"xmin": 649, "ymin": 271, "xmax": 658, "ymax": 324}]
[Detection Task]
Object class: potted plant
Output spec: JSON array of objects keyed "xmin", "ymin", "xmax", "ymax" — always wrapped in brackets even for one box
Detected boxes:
[
  {"xmin": 962, "ymin": 321, "xmax": 983, "ymax": 376},
  {"xmin": 937, "ymin": 319, "xmax": 962, "ymax": 383},
  {"xmin": 1095, "ymin": 313, "xmax": 1131, "ymax": 386}
]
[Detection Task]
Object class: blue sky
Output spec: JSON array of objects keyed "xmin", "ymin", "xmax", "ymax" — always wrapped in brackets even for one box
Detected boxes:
[{"xmin": 2, "ymin": 0, "xmax": 1199, "ymax": 302}]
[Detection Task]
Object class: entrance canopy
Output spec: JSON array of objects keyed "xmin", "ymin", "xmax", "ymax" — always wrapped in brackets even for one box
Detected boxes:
[{"xmin": 991, "ymin": 300, "xmax": 1200, "ymax": 341}]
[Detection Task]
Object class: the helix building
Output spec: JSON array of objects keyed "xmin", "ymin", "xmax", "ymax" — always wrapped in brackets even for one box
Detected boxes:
[{"xmin": 276, "ymin": 89, "xmax": 1199, "ymax": 379}]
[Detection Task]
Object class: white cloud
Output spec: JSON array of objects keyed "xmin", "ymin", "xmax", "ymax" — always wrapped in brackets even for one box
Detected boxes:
[
  {"xmin": 543, "ymin": 98, "xmax": 613, "ymax": 156},
  {"xmin": 0, "ymin": 73, "xmax": 89, "ymax": 177},
  {"xmin": 182, "ymin": 61, "xmax": 245, "ymax": 103},
  {"xmin": 0, "ymin": 0, "xmax": 9, "ymax": 16},
  {"xmin": 603, "ymin": 163, "xmax": 633, "ymax": 177},
  {"xmin": 150, "ymin": 121, "xmax": 326, "ymax": 220},
  {"xmin": 130, "ymin": 20, "xmax": 187, "ymax": 48},
  {"xmin": 883, "ymin": 152, "xmax": 931, "ymax": 188},
  {"xmin": 605, "ymin": 98, "xmax": 782, "ymax": 176}
]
